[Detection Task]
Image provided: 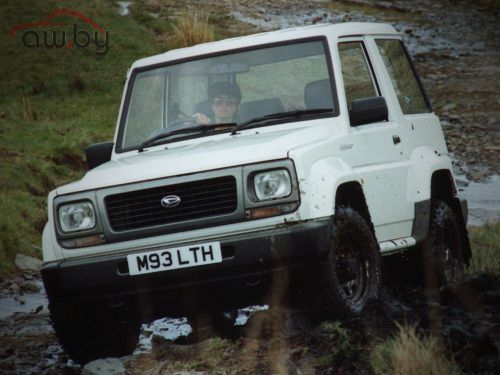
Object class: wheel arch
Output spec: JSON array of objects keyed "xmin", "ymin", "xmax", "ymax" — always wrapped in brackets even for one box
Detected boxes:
[
  {"xmin": 429, "ymin": 169, "xmax": 471, "ymax": 264},
  {"xmin": 335, "ymin": 181, "xmax": 376, "ymax": 240},
  {"xmin": 431, "ymin": 169, "xmax": 457, "ymax": 201}
]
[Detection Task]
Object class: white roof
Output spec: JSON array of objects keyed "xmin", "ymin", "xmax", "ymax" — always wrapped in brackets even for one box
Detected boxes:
[{"xmin": 131, "ymin": 22, "xmax": 398, "ymax": 70}]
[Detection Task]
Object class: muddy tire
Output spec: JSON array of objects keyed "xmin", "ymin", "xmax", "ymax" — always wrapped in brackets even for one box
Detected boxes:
[
  {"xmin": 423, "ymin": 200, "xmax": 466, "ymax": 288},
  {"xmin": 48, "ymin": 300, "xmax": 141, "ymax": 365},
  {"xmin": 315, "ymin": 206, "xmax": 382, "ymax": 316}
]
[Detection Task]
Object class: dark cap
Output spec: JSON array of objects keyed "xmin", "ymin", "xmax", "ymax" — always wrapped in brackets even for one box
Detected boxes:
[{"xmin": 209, "ymin": 81, "xmax": 241, "ymax": 104}]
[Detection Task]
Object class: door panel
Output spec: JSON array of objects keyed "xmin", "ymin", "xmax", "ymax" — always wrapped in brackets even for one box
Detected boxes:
[{"xmin": 338, "ymin": 38, "xmax": 413, "ymax": 241}]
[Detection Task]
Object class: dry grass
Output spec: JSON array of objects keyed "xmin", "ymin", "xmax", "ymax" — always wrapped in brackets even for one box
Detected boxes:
[
  {"xmin": 468, "ymin": 222, "xmax": 500, "ymax": 275},
  {"xmin": 170, "ymin": 7, "xmax": 215, "ymax": 48},
  {"xmin": 370, "ymin": 324, "xmax": 459, "ymax": 375}
]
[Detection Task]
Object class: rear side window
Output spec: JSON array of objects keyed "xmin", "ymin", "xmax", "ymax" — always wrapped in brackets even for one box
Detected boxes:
[
  {"xmin": 375, "ymin": 40, "xmax": 430, "ymax": 114},
  {"xmin": 338, "ymin": 42, "xmax": 378, "ymax": 109}
]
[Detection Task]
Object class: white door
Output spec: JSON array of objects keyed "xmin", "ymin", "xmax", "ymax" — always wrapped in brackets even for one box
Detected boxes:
[{"xmin": 337, "ymin": 38, "xmax": 414, "ymax": 242}]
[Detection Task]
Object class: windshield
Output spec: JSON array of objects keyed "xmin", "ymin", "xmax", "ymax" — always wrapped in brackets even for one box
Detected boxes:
[{"xmin": 119, "ymin": 39, "xmax": 335, "ymax": 151}]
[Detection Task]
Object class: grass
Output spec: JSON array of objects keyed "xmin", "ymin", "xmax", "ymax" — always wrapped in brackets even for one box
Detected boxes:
[
  {"xmin": 316, "ymin": 321, "xmax": 355, "ymax": 364},
  {"xmin": 0, "ymin": 0, "xmax": 243, "ymax": 275},
  {"xmin": 468, "ymin": 222, "xmax": 500, "ymax": 275},
  {"xmin": 370, "ymin": 323, "xmax": 460, "ymax": 375}
]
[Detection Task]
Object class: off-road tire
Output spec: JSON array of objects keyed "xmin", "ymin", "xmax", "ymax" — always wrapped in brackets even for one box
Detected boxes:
[
  {"xmin": 48, "ymin": 300, "xmax": 141, "ymax": 365},
  {"xmin": 423, "ymin": 200, "xmax": 466, "ymax": 289},
  {"xmin": 316, "ymin": 206, "xmax": 382, "ymax": 316}
]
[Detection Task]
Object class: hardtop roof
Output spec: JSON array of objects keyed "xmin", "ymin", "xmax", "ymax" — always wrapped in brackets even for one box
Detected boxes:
[{"xmin": 130, "ymin": 22, "xmax": 398, "ymax": 71}]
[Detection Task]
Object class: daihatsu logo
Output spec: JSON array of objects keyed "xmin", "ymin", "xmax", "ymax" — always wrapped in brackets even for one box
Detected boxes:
[{"xmin": 161, "ymin": 195, "xmax": 181, "ymax": 208}]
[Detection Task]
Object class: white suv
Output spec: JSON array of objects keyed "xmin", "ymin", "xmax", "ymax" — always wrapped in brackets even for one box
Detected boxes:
[{"xmin": 41, "ymin": 22, "xmax": 470, "ymax": 364}]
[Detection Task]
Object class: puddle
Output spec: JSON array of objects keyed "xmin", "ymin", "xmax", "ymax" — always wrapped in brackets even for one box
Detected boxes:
[
  {"xmin": 135, "ymin": 317, "xmax": 192, "ymax": 353},
  {"xmin": 0, "ymin": 279, "xmax": 47, "ymax": 320},
  {"xmin": 458, "ymin": 174, "xmax": 500, "ymax": 226},
  {"xmin": 135, "ymin": 305, "xmax": 269, "ymax": 353}
]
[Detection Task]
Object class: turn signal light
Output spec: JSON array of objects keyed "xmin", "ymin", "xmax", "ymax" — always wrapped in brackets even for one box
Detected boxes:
[
  {"xmin": 248, "ymin": 207, "xmax": 281, "ymax": 219},
  {"xmin": 62, "ymin": 234, "xmax": 105, "ymax": 248}
]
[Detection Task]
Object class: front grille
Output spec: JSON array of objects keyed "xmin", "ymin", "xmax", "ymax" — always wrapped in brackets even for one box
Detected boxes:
[{"xmin": 105, "ymin": 176, "xmax": 237, "ymax": 232}]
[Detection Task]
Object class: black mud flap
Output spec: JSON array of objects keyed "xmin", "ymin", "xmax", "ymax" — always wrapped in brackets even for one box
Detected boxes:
[{"xmin": 448, "ymin": 197, "xmax": 472, "ymax": 265}]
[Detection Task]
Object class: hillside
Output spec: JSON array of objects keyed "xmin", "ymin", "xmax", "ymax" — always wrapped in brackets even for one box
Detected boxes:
[{"xmin": 0, "ymin": 0, "xmax": 168, "ymax": 273}]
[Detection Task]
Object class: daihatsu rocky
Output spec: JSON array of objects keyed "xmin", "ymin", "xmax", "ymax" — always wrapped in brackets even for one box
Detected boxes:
[{"xmin": 40, "ymin": 22, "xmax": 471, "ymax": 364}]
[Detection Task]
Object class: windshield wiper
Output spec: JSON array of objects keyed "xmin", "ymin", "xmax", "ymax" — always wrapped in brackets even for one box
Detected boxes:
[
  {"xmin": 231, "ymin": 108, "xmax": 333, "ymax": 134},
  {"xmin": 138, "ymin": 123, "xmax": 236, "ymax": 152}
]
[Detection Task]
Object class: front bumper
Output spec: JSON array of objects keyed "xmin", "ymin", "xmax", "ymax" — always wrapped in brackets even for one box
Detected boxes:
[{"xmin": 41, "ymin": 219, "xmax": 331, "ymax": 316}]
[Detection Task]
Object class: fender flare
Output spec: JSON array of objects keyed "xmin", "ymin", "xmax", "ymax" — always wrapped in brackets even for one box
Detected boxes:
[{"xmin": 295, "ymin": 156, "xmax": 363, "ymax": 220}]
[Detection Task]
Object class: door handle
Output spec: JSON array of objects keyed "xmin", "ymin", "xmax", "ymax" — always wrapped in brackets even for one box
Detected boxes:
[{"xmin": 392, "ymin": 135, "xmax": 401, "ymax": 145}]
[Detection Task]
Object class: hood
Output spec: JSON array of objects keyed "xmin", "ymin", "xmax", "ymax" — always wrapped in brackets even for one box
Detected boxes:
[{"xmin": 56, "ymin": 119, "xmax": 340, "ymax": 195}]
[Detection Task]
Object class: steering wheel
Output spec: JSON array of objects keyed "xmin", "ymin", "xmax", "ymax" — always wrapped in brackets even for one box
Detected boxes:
[{"xmin": 166, "ymin": 117, "xmax": 199, "ymax": 132}]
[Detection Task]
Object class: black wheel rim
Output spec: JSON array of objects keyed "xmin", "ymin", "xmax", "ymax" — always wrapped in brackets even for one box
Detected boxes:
[{"xmin": 335, "ymin": 232, "xmax": 369, "ymax": 303}]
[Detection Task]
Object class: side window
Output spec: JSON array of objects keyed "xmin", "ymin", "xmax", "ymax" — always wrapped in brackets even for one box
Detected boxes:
[
  {"xmin": 338, "ymin": 42, "xmax": 378, "ymax": 109},
  {"xmin": 375, "ymin": 39, "xmax": 430, "ymax": 114}
]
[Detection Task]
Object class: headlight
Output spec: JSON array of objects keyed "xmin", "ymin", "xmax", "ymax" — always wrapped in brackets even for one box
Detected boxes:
[
  {"xmin": 58, "ymin": 202, "xmax": 96, "ymax": 232},
  {"xmin": 253, "ymin": 169, "xmax": 292, "ymax": 201}
]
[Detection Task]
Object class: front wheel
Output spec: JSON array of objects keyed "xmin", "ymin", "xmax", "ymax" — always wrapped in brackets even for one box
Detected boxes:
[
  {"xmin": 315, "ymin": 206, "xmax": 382, "ymax": 316},
  {"xmin": 48, "ymin": 300, "xmax": 141, "ymax": 365}
]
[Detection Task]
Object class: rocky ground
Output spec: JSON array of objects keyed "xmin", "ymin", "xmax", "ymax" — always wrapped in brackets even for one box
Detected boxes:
[{"xmin": 0, "ymin": 265, "xmax": 499, "ymax": 374}]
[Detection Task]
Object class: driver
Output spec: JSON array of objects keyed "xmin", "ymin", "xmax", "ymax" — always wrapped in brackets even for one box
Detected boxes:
[{"xmin": 193, "ymin": 81, "xmax": 241, "ymax": 125}]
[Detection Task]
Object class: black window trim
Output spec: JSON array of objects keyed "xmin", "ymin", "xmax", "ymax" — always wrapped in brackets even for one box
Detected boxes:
[
  {"xmin": 374, "ymin": 38, "xmax": 433, "ymax": 115},
  {"xmin": 115, "ymin": 36, "xmax": 339, "ymax": 154}
]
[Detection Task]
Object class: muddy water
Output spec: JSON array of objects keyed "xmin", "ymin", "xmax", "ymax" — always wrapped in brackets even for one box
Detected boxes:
[{"xmin": 458, "ymin": 174, "xmax": 500, "ymax": 226}]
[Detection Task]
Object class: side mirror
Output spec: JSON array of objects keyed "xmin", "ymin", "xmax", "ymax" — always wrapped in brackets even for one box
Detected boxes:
[
  {"xmin": 349, "ymin": 96, "xmax": 388, "ymax": 127},
  {"xmin": 85, "ymin": 141, "xmax": 113, "ymax": 170}
]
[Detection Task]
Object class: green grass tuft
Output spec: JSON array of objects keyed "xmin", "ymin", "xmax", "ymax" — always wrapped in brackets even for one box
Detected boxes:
[{"xmin": 468, "ymin": 222, "xmax": 500, "ymax": 276}]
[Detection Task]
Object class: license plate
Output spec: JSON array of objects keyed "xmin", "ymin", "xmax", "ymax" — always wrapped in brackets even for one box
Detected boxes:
[{"xmin": 127, "ymin": 242, "xmax": 222, "ymax": 276}]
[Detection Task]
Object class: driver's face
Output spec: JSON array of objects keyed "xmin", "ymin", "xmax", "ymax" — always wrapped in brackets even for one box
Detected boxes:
[{"xmin": 212, "ymin": 95, "xmax": 238, "ymax": 121}]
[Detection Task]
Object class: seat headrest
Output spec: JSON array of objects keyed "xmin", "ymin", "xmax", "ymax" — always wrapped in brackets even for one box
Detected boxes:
[
  {"xmin": 239, "ymin": 98, "xmax": 285, "ymax": 122},
  {"xmin": 304, "ymin": 79, "xmax": 334, "ymax": 110}
]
